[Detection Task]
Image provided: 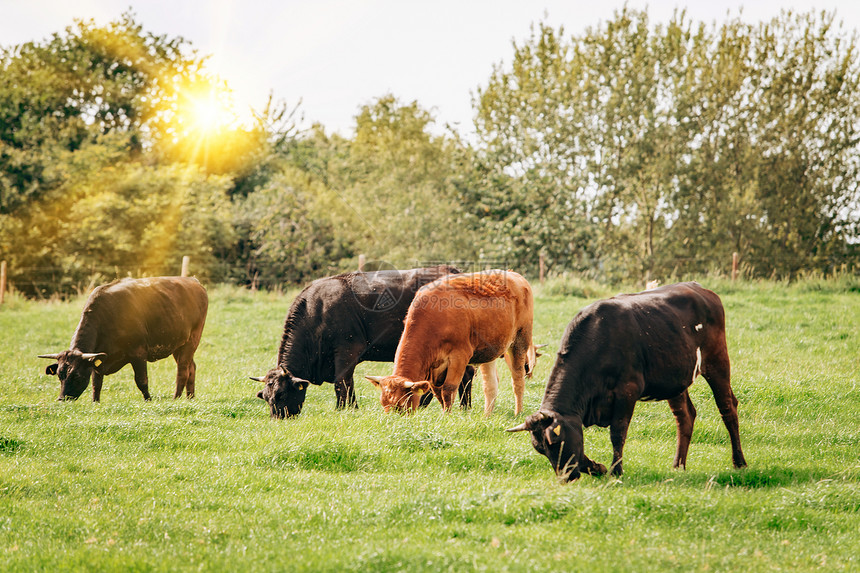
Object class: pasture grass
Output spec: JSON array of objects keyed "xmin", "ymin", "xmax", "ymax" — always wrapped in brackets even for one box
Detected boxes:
[{"xmin": 1, "ymin": 279, "xmax": 858, "ymax": 571}]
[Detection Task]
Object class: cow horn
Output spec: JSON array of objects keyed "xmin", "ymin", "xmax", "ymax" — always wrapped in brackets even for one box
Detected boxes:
[
  {"xmin": 403, "ymin": 381, "xmax": 414, "ymax": 389},
  {"xmin": 507, "ymin": 410, "xmax": 554, "ymax": 432},
  {"xmin": 535, "ymin": 344, "xmax": 548, "ymax": 349},
  {"xmin": 506, "ymin": 422, "xmax": 531, "ymax": 433},
  {"xmin": 81, "ymin": 353, "xmax": 105, "ymax": 361},
  {"xmin": 365, "ymin": 375, "xmax": 384, "ymax": 386},
  {"xmin": 249, "ymin": 376, "xmax": 264, "ymax": 382},
  {"xmin": 38, "ymin": 353, "xmax": 62, "ymax": 360}
]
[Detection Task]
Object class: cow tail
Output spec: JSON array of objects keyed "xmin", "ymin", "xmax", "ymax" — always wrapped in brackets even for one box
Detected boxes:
[{"xmin": 527, "ymin": 343, "xmax": 537, "ymax": 376}]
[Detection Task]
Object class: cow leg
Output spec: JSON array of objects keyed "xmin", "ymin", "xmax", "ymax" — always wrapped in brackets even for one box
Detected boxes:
[
  {"xmin": 505, "ymin": 347, "xmax": 528, "ymax": 415},
  {"xmin": 187, "ymin": 359, "xmax": 197, "ymax": 398},
  {"xmin": 609, "ymin": 395, "xmax": 638, "ymax": 476},
  {"xmin": 334, "ymin": 372, "xmax": 357, "ymax": 409},
  {"xmin": 130, "ymin": 359, "xmax": 152, "ymax": 401},
  {"xmin": 91, "ymin": 371, "xmax": 104, "ymax": 403},
  {"xmin": 420, "ymin": 365, "xmax": 446, "ymax": 408},
  {"xmin": 479, "ymin": 361, "xmax": 500, "ymax": 416},
  {"xmin": 334, "ymin": 349, "xmax": 361, "ymax": 409},
  {"xmin": 578, "ymin": 455, "xmax": 608, "ymax": 476},
  {"xmin": 172, "ymin": 324, "xmax": 202, "ymax": 399},
  {"xmin": 173, "ymin": 358, "xmax": 196, "ymax": 399},
  {"xmin": 667, "ymin": 389, "xmax": 697, "ymax": 469},
  {"xmin": 172, "ymin": 345, "xmax": 198, "ymax": 399},
  {"xmin": 439, "ymin": 357, "xmax": 469, "ymax": 412},
  {"xmin": 424, "ymin": 365, "xmax": 472, "ymax": 409},
  {"xmin": 458, "ymin": 365, "xmax": 475, "ymax": 410},
  {"xmin": 702, "ymin": 351, "xmax": 747, "ymax": 468}
]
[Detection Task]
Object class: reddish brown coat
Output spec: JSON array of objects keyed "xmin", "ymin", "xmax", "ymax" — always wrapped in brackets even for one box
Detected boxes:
[{"xmin": 368, "ymin": 270, "xmax": 535, "ymax": 414}]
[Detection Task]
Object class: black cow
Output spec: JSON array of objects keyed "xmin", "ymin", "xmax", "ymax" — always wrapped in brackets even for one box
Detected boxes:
[
  {"xmin": 508, "ymin": 282, "xmax": 747, "ymax": 481},
  {"xmin": 39, "ymin": 277, "xmax": 208, "ymax": 402},
  {"xmin": 254, "ymin": 266, "xmax": 474, "ymax": 418}
]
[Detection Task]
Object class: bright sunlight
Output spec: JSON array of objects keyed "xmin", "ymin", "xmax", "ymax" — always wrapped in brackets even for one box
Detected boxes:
[
  {"xmin": 169, "ymin": 80, "xmax": 262, "ymax": 173},
  {"xmin": 182, "ymin": 85, "xmax": 240, "ymax": 136}
]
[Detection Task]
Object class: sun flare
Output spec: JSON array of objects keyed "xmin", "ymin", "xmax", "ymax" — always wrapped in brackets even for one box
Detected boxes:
[
  {"xmin": 182, "ymin": 86, "xmax": 238, "ymax": 136},
  {"xmin": 168, "ymin": 80, "xmax": 262, "ymax": 172}
]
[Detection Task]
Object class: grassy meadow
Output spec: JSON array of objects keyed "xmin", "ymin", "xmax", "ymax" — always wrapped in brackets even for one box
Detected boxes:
[{"xmin": 1, "ymin": 278, "xmax": 858, "ymax": 571}]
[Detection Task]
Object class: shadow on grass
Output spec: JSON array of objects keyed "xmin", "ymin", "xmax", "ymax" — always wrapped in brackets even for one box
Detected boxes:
[
  {"xmin": 258, "ymin": 443, "xmax": 380, "ymax": 473},
  {"xmin": 622, "ymin": 465, "xmax": 851, "ymax": 488},
  {"xmin": 704, "ymin": 466, "xmax": 843, "ymax": 488},
  {"xmin": 0, "ymin": 436, "xmax": 25, "ymax": 454}
]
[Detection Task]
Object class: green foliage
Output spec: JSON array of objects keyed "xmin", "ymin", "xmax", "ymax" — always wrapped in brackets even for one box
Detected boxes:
[
  {"xmin": 533, "ymin": 273, "xmax": 612, "ymax": 299},
  {"xmin": 2, "ymin": 8, "xmax": 859, "ymax": 295},
  {"xmin": 333, "ymin": 94, "xmax": 482, "ymax": 266},
  {"xmin": 1, "ymin": 283, "xmax": 859, "ymax": 570},
  {"xmin": 0, "ymin": 12, "xmax": 277, "ymax": 295},
  {"xmin": 473, "ymin": 8, "xmax": 860, "ymax": 280},
  {"xmin": 0, "ymin": 160, "xmax": 235, "ymax": 296},
  {"xmin": 220, "ymin": 95, "xmax": 484, "ymax": 288},
  {"xmin": 228, "ymin": 165, "xmax": 354, "ymax": 287},
  {"xmin": 0, "ymin": 11, "xmax": 204, "ymax": 213}
]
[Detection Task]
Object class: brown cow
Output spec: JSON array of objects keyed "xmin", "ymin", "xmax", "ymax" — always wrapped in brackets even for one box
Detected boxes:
[
  {"xmin": 39, "ymin": 277, "xmax": 208, "ymax": 402},
  {"xmin": 366, "ymin": 270, "xmax": 536, "ymax": 415}
]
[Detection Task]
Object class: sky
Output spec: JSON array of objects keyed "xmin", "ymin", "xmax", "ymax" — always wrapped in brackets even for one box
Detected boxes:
[{"xmin": 2, "ymin": 0, "xmax": 858, "ymax": 137}]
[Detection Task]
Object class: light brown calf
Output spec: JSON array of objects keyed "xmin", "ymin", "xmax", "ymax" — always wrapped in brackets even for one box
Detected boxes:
[{"xmin": 367, "ymin": 270, "xmax": 535, "ymax": 415}]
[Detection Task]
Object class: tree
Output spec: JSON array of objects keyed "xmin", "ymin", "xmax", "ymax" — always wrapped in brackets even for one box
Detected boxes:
[
  {"xmin": 0, "ymin": 12, "xmax": 275, "ymax": 295},
  {"xmin": 287, "ymin": 95, "xmax": 480, "ymax": 268},
  {"xmin": 0, "ymin": 158, "xmax": 235, "ymax": 296},
  {"xmin": 472, "ymin": 8, "xmax": 860, "ymax": 280},
  {"xmin": 472, "ymin": 23, "xmax": 595, "ymax": 274},
  {"xmin": 230, "ymin": 165, "xmax": 354, "ymax": 286},
  {"xmin": 0, "ymin": 11, "xmax": 206, "ymax": 214}
]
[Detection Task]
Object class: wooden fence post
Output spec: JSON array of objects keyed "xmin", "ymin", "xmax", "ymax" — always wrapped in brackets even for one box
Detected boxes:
[
  {"xmin": 181, "ymin": 256, "xmax": 190, "ymax": 277},
  {"xmin": 0, "ymin": 260, "xmax": 6, "ymax": 305},
  {"xmin": 358, "ymin": 254, "xmax": 366, "ymax": 272},
  {"xmin": 731, "ymin": 252, "xmax": 739, "ymax": 281},
  {"xmin": 539, "ymin": 253, "xmax": 545, "ymax": 285}
]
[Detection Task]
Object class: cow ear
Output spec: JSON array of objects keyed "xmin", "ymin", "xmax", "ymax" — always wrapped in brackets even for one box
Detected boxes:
[
  {"xmin": 544, "ymin": 421, "xmax": 564, "ymax": 445},
  {"xmin": 46, "ymin": 363, "xmax": 59, "ymax": 376},
  {"xmin": 256, "ymin": 391, "xmax": 265, "ymax": 400},
  {"xmin": 292, "ymin": 378, "xmax": 310, "ymax": 391},
  {"xmin": 411, "ymin": 381, "xmax": 432, "ymax": 397}
]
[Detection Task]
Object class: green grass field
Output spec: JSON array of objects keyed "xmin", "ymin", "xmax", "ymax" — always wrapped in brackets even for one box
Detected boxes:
[{"xmin": 1, "ymin": 279, "xmax": 858, "ymax": 572}]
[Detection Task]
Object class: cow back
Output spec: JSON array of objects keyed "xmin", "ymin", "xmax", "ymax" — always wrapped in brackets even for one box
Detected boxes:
[
  {"xmin": 394, "ymin": 270, "xmax": 534, "ymax": 378},
  {"xmin": 543, "ymin": 281, "xmax": 726, "ymax": 415},
  {"xmin": 72, "ymin": 277, "xmax": 208, "ymax": 360},
  {"xmin": 276, "ymin": 266, "xmax": 460, "ymax": 384}
]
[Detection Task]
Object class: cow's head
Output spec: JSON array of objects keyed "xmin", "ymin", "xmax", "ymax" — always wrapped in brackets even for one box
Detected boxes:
[
  {"xmin": 507, "ymin": 410, "xmax": 584, "ymax": 482},
  {"xmin": 252, "ymin": 366, "xmax": 311, "ymax": 419},
  {"xmin": 38, "ymin": 350, "xmax": 106, "ymax": 400},
  {"xmin": 365, "ymin": 375, "xmax": 431, "ymax": 413}
]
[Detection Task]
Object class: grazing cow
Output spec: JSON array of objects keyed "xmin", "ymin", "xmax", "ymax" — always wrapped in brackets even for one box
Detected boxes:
[
  {"xmin": 508, "ymin": 281, "xmax": 747, "ymax": 481},
  {"xmin": 39, "ymin": 277, "xmax": 208, "ymax": 402},
  {"xmin": 253, "ymin": 266, "xmax": 475, "ymax": 418},
  {"xmin": 366, "ymin": 270, "xmax": 536, "ymax": 415}
]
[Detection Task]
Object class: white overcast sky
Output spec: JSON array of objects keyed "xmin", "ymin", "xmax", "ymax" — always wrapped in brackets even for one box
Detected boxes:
[{"xmin": 2, "ymin": 1, "xmax": 858, "ymax": 137}]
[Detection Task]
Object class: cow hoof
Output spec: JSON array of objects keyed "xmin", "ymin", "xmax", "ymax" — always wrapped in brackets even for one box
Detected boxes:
[
  {"xmin": 560, "ymin": 469, "xmax": 581, "ymax": 483},
  {"xmin": 585, "ymin": 463, "xmax": 607, "ymax": 476}
]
